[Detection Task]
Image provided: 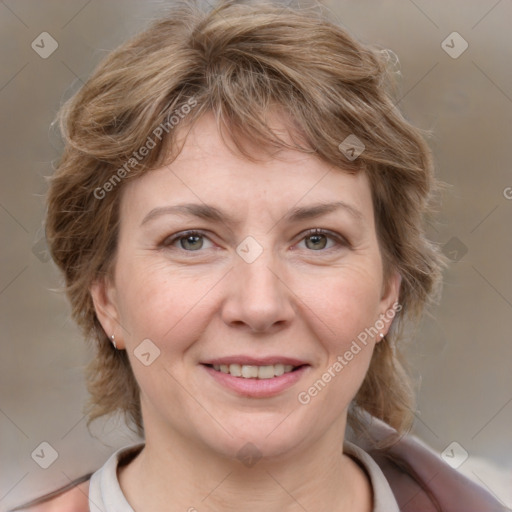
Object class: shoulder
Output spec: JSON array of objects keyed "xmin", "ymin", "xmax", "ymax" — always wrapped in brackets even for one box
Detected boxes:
[
  {"xmin": 369, "ymin": 449, "xmax": 440, "ymax": 511},
  {"xmin": 360, "ymin": 418, "xmax": 507, "ymax": 512},
  {"xmin": 12, "ymin": 443, "xmax": 143, "ymax": 512},
  {"xmin": 12, "ymin": 479, "xmax": 90, "ymax": 512}
]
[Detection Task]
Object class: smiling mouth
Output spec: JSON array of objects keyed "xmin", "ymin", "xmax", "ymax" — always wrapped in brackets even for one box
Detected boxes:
[{"xmin": 204, "ymin": 363, "xmax": 307, "ymax": 379}]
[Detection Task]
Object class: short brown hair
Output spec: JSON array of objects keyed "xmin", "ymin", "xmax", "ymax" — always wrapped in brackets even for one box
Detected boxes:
[{"xmin": 46, "ymin": 0, "xmax": 445, "ymax": 441}]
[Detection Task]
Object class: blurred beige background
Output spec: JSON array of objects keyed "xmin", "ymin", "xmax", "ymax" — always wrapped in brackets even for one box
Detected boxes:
[{"xmin": 1, "ymin": 0, "xmax": 511, "ymax": 509}]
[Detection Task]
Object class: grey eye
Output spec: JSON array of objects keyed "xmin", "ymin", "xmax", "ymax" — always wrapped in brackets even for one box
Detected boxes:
[
  {"xmin": 304, "ymin": 233, "xmax": 328, "ymax": 250},
  {"xmin": 162, "ymin": 230, "xmax": 214, "ymax": 251},
  {"xmin": 179, "ymin": 234, "xmax": 204, "ymax": 251}
]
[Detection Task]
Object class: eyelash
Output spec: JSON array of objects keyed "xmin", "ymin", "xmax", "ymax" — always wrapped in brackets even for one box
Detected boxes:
[{"xmin": 160, "ymin": 228, "xmax": 349, "ymax": 253}]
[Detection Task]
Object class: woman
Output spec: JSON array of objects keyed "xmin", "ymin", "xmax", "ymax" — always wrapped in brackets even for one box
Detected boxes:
[{"xmin": 14, "ymin": 0, "xmax": 505, "ymax": 510}]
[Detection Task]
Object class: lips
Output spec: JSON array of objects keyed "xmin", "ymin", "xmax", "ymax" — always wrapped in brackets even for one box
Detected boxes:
[
  {"xmin": 202, "ymin": 363, "xmax": 310, "ymax": 398},
  {"xmin": 200, "ymin": 355, "xmax": 311, "ymax": 397}
]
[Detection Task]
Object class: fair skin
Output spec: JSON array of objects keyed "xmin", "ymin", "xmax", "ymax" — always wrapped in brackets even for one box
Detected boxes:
[{"xmin": 91, "ymin": 111, "xmax": 400, "ymax": 512}]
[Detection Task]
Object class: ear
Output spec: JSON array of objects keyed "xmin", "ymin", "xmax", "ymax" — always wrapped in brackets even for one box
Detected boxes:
[
  {"xmin": 90, "ymin": 275, "xmax": 125, "ymax": 349},
  {"xmin": 378, "ymin": 270, "xmax": 402, "ymax": 337}
]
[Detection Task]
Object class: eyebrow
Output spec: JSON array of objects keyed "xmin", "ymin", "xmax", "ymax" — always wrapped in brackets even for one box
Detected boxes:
[{"xmin": 140, "ymin": 201, "xmax": 364, "ymax": 227}]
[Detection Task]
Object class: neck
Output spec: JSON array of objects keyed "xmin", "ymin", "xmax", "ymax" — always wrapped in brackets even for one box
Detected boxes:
[{"xmin": 118, "ymin": 417, "xmax": 372, "ymax": 512}]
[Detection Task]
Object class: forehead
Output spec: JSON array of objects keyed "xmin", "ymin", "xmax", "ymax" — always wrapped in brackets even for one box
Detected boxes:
[
  {"xmin": 171, "ymin": 109, "xmax": 304, "ymax": 162},
  {"xmin": 120, "ymin": 111, "xmax": 374, "ymax": 225}
]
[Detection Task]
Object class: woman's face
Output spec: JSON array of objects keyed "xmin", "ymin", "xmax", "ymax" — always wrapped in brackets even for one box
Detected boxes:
[{"xmin": 92, "ymin": 112, "xmax": 400, "ymax": 460}]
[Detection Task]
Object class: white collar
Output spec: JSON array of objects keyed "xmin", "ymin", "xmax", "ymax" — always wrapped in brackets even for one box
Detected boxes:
[{"xmin": 88, "ymin": 441, "xmax": 399, "ymax": 512}]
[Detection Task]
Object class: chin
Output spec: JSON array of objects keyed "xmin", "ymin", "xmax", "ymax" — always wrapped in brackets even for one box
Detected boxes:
[{"xmin": 197, "ymin": 416, "xmax": 310, "ymax": 462}]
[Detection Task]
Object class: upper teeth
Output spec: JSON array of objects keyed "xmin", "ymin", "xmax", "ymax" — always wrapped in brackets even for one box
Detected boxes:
[{"xmin": 213, "ymin": 363, "xmax": 295, "ymax": 379}]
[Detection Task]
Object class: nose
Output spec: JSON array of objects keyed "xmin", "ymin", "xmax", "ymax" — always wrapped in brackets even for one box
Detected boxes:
[{"xmin": 221, "ymin": 251, "xmax": 295, "ymax": 334}]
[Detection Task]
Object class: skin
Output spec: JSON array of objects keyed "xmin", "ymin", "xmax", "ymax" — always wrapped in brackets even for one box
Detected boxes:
[{"xmin": 91, "ymin": 111, "xmax": 400, "ymax": 512}]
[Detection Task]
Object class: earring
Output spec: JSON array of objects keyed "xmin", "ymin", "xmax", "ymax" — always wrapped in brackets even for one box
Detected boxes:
[
  {"xmin": 379, "ymin": 333, "xmax": 385, "ymax": 339},
  {"xmin": 111, "ymin": 334, "xmax": 117, "ymax": 349}
]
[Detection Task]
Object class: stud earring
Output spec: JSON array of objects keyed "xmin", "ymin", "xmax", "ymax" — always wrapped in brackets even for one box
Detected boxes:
[
  {"xmin": 379, "ymin": 333, "xmax": 385, "ymax": 339},
  {"xmin": 111, "ymin": 334, "xmax": 117, "ymax": 349}
]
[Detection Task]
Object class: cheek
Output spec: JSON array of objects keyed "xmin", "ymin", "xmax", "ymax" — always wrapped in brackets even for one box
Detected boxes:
[
  {"xmin": 309, "ymin": 277, "xmax": 381, "ymax": 402},
  {"xmin": 303, "ymin": 264, "xmax": 384, "ymax": 392},
  {"xmin": 295, "ymin": 279, "xmax": 380, "ymax": 423},
  {"xmin": 311, "ymin": 265, "xmax": 383, "ymax": 336},
  {"xmin": 112, "ymin": 258, "xmax": 213, "ymax": 398},
  {"xmin": 114, "ymin": 255, "xmax": 199, "ymax": 346}
]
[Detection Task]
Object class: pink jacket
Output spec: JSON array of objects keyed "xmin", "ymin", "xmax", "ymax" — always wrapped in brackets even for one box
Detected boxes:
[{"xmin": 349, "ymin": 415, "xmax": 507, "ymax": 511}]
